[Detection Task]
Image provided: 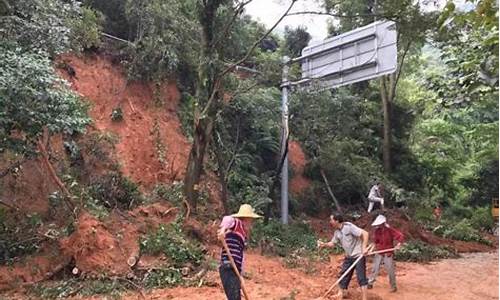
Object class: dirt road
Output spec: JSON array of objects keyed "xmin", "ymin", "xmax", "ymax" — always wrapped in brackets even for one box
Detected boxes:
[{"xmin": 116, "ymin": 250, "xmax": 498, "ymax": 300}]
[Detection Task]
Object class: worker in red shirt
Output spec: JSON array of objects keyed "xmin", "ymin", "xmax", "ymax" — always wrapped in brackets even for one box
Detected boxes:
[{"xmin": 367, "ymin": 215, "xmax": 404, "ymax": 292}]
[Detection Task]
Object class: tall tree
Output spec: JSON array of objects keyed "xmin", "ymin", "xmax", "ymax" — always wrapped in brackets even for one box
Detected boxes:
[
  {"xmin": 183, "ymin": 0, "xmax": 297, "ymax": 209},
  {"xmin": 283, "ymin": 25, "xmax": 312, "ymax": 57}
]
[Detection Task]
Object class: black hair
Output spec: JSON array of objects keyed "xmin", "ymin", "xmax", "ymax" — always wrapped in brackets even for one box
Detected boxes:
[{"xmin": 331, "ymin": 213, "xmax": 345, "ymax": 223}]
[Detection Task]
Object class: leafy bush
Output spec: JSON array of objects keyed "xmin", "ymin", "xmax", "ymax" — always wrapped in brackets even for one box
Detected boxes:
[
  {"xmin": 1, "ymin": 0, "xmax": 82, "ymax": 54},
  {"xmin": 0, "ymin": 44, "xmax": 90, "ymax": 156},
  {"xmin": 143, "ymin": 268, "xmax": 184, "ymax": 289},
  {"xmin": 140, "ymin": 222, "xmax": 204, "ymax": 267},
  {"xmin": 152, "ymin": 182, "xmax": 184, "ymax": 206},
  {"xmin": 394, "ymin": 240, "xmax": 457, "ymax": 262},
  {"xmin": 442, "ymin": 204, "xmax": 473, "ymax": 220},
  {"xmin": 469, "ymin": 206, "xmax": 495, "ymax": 231},
  {"xmin": 88, "ymin": 172, "xmax": 143, "ymax": 210},
  {"xmin": 249, "ymin": 220, "xmax": 318, "ymax": 257},
  {"xmin": 69, "ymin": 6, "xmax": 103, "ymax": 51},
  {"xmin": 0, "ymin": 212, "xmax": 44, "ymax": 264},
  {"xmin": 433, "ymin": 219, "xmax": 491, "ymax": 244},
  {"xmin": 122, "ymin": 0, "xmax": 198, "ymax": 81}
]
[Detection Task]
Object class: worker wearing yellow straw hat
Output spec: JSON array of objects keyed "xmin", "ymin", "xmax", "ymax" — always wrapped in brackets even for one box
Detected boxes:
[{"xmin": 217, "ymin": 204, "xmax": 262, "ymax": 300}]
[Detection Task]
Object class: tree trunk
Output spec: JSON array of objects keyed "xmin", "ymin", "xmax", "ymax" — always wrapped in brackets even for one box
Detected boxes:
[
  {"xmin": 184, "ymin": 116, "xmax": 214, "ymax": 210},
  {"xmin": 183, "ymin": 1, "xmax": 222, "ymax": 208},
  {"xmin": 379, "ymin": 40, "xmax": 411, "ymax": 174}
]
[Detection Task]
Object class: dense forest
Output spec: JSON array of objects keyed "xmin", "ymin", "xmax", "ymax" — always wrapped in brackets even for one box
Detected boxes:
[{"xmin": 0, "ymin": 0, "xmax": 498, "ymax": 299}]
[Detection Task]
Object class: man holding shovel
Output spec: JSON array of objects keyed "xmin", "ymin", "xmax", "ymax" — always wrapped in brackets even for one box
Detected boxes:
[
  {"xmin": 318, "ymin": 213, "xmax": 370, "ymax": 300},
  {"xmin": 217, "ymin": 204, "xmax": 262, "ymax": 300},
  {"xmin": 368, "ymin": 214, "xmax": 404, "ymax": 292}
]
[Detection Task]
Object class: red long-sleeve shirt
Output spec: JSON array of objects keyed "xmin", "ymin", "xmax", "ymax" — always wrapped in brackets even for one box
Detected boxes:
[{"xmin": 372, "ymin": 225, "xmax": 404, "ymax": 256}]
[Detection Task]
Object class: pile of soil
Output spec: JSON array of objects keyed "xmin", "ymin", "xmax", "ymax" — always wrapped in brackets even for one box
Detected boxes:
[
  {"xmin": 60, "ymin": 203, "xmax": 178, "ymax": 277},
  {"xmin": 288, "ymin": 140, "xmax": 311, "ymax": 195}
]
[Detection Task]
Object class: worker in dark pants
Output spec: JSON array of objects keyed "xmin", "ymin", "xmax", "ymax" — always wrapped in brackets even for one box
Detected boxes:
[
  {"xmin": 217, "ymin": 204, "xmax": 261, "ymax": 300},
  {"xmin": 318, "ymin": 213, "xmax": 370, "ymax": 300}
]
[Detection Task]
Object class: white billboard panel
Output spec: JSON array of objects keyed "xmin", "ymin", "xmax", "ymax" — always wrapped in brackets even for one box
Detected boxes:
[{"xmin": 299, "ymin": 20, "xmax": 397, "ymax": 89}]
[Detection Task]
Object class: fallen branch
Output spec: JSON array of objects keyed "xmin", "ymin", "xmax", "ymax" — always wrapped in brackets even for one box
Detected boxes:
[
  {"xmin": 0, "ymin": 199, "xmax": 18, "ymax": 210},
  {"xmin": 36, "ymin": 133, "xmax": 75, "ymax": 212},
  {"xmin": 183, "ymin": 198, "xmax": 191, "ymax": 222},
  {"xmin": 319, "ymin": 168, "xmax": 343, "ymax": 212}
]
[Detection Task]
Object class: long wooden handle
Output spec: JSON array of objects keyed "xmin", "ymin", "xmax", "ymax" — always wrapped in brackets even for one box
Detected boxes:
[
  {"xmin": 222, "ymin": 239, "xmax": 251, "ymax": 300},
  {"xmin": 322, "ymin": 244, "xmax": 374, "ymax": 298},
  {"xmin": 367, "ymin": 247, "xmax": 397, "ymax": 256}
]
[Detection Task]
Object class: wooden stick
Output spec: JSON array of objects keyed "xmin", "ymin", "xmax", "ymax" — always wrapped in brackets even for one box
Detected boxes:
[
  {"xmin": 221, "ymin": 239, "xmax": 251, "ymax": 300},
  {"xmin": 367, "ymin": 247, "xmax": 397, "ymax": 256},
  {"xmin": 322, "ymin": 244, "xmax": 374, "ymax": 298}
]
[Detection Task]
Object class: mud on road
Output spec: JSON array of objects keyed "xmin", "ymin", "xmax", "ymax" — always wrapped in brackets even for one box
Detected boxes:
[{"xmin": 112, "ymin": 250, "xmax": 498, "ymax": 300}]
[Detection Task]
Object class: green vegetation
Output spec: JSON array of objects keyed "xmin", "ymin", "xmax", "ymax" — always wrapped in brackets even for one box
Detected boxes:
[
  {"xmin": 0, "ymin": 2, "xmax": 497, "ymax": 297},
  {"xmin": 250, "ymin": 220, "xmax": 318, "ymax": 256},
  {"xmin": 143, "ymin": 268, "xmax": 184, "ymax": 289},
  {"xmin": 395, "ymin": 240, "xmax": 458, "ymax": 262},
  {"xmin": 433, "ymin": 220, "xmax": 492, "ymax": 245},
  {"xmin": 31, "ymin": 277, "xmax": 134, "ymax": 299},
  {"xmin": 140, "ymin": 221, "xmax": 204, "ymax": 267},
  {"xmin": 0, "ymin": 212, "xmax": 44, "ymax": 264},
  {"xmin": 87, "ymin": 172, "xmax": 144, "ymax": 210}
]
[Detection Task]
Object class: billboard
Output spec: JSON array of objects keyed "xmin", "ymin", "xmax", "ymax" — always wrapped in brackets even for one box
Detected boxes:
[{"xmin": 299, "ymin": 20, "xmax": 397, "ymax": 88}]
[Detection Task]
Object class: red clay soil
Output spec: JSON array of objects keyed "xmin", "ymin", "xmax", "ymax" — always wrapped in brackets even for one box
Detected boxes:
[
  {"xmin": 288, "ymin": 140, "xmax": 312, "ymax": 195},
  {"xmin": 60, "ymin": 203, "xmax": 177, "ymax": 277},
  {"xmin": 0, "ymin": 134, "xmax": 68, "ymax": 215},
  {"xmin": 110, "ymin": 250, "xmax": 498, "ymax": 300},
  {"xmin": 57, "ymin": 54, "xmax": 190, "ymax": 190},
  {"xmin": 0, "ymin": 244, "xmax": 71, "ymax": 291}
]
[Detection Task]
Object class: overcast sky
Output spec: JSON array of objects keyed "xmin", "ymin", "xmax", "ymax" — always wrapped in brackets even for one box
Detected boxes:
[
  {"xmin": 245, "ymin": 0, "xmax": 330, "ymax": 43},
  {"xmin": 244, "ymin": 0, "xmax": 469, "ymax": 43}
]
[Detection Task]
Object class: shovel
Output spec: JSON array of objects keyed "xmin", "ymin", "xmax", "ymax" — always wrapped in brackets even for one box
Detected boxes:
[
  {"xmin": 320, "ymin": 244, "xmax": 375, "ymax": 299},
  {"xmin": 221, "ymin": 239, "xmax": 251, "ymax": 300}
]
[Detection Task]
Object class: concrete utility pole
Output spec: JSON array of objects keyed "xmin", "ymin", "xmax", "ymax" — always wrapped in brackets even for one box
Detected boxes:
[{"xmin": 280, "ymin": 56, "xmax": 290, "ymax": 224}]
